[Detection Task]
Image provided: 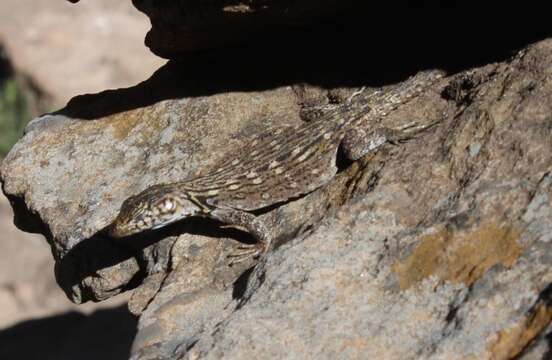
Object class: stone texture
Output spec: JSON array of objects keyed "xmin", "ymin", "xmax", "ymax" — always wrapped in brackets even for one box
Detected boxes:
[
  {"xmin": 1, "ymin": 57, "xmax": 308, "ymax": 303},
  {"xmin": 0, "ymin": 190, "xmax": 136, "ymax": 358},
  {"xmin": 124, "ymin": 42, "xmax": 552, "ymax": 359},
  {"xmin": 1, "ymin": 16, "xmax": 552, "ymax": 360},
  {"xmin": 0, "ymin": 0, "xmax": 164, "ymax": 108},
  {"xmin": 0, "ymin": 187, "xmax": 130, "ymax": 329}
]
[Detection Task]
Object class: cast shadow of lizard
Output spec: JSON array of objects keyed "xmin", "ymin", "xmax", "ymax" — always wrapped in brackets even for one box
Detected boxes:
[
  {"xmin": 45, "ymin": 7, "xmax": 552, "ymax": 302},
  {"xmin": 54, "ymin": 217, "xmax": 259, "ymax": 302}
]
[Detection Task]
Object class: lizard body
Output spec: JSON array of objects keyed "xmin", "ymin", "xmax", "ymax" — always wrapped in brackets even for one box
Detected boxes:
[{"xmin": 109, "ymin": 70, "xmax": 445, "ymax": 262}]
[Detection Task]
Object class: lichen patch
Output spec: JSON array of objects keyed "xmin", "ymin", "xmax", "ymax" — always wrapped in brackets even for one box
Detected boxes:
[{"xmin": 393, "ymin": 222, "xmax": 522, "ymax": 290}]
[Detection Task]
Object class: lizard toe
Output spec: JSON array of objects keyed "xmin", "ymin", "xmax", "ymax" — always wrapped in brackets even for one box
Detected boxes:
[{"xmin": 227, "ymin": 242, "xmax": 265, "ymax": 265}]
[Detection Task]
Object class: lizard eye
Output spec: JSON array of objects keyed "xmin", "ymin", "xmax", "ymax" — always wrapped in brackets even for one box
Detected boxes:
[{"xmin": 159, "ymin": 198, "xmax": 176, "ymax": 213}]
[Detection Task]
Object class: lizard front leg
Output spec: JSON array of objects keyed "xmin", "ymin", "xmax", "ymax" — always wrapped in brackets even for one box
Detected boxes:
[
  {"xmin": 210, "ymin": 207, "xmax": 272, "ymax": 264},
  {"xmin": 341, "ymin": 121, "xmax": 438, "ymax": 161}
]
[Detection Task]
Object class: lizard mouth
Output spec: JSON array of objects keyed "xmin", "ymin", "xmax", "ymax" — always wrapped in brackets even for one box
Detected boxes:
[
  {"xmin": 108, "ymin": 211, "xmax": 187, "ymax": 238},
  {"xmin": 107, "ymin": 222, "xmax": 132, "ymax": 238},
  {"xmin": 107, "ymin": 213, "xmax": 143, "ymax": 238}
]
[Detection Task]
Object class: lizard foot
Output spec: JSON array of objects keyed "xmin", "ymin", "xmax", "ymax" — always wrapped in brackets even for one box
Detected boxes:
[
  {"xmin": 227, "ymin": 242, "xmax": 266, "ymax": 266},
  {"xmin": 386, "ymin": 120, "xmax": 440, "ymax": 145}
]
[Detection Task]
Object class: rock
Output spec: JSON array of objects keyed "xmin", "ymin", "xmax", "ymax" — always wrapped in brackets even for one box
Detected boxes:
[
  {"xmin": 0, "ymin": 191, "xmax": 130, "ymax": 330},
  {"xmin": 130, "ymin": 42, "xmax": 552, "ymax": 359},
  {"xmin": 1, "ymin": 14, "xmax": 552, "ymax": 360},
  {"xmin": 1, "ymin": 56, "xmax": 309, "ymax": 303},
  {"xmin": 129, "ymin": 0, "xmax": 364, "ymax": 56},
  {"xmin": 120, "ymin": 1, "xmax": 552, "ymax": 64},
  {"xmin": 0, "ymin": 0, "xmax": 164, "ymax": 108}
]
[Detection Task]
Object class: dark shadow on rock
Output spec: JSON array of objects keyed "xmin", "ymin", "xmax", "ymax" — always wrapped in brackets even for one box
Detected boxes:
[
  {"xmin": 3, "ymin": 191, "xmax": 53, "ymax": 237},
  {"xmin": 0, "ymin": 305, "xmax": 137, "ymax": 360},
  {"xmin": 54, "ymin": 233, "xmax": 140, "ymax": 302},
  {"xmin": 56, "ymin": 216, "xmax": 258, "ymax": 302},
  {"xmin": 545, "ymin": 332, "xmax": 552, "ymax": 360},
  {"xmin": 53, "ymin": 5, "xmax": 552, "ymax": 120},
  {"xmin": 232, "ymin": 266, "xmax": 255, "ymax": 302}
]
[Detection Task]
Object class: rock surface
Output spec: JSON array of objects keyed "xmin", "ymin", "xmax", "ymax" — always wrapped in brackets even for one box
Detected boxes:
[
  {"xmin": 1, "ymin": 9, "xmax": 552, "ymax": 360},
  {"xmin": 127, "ymin": 43, "xmax": 552, "ymax": 359},
  {"xmin": 0, "ymin": 192, "xmax": 129, "ymax": 329}
]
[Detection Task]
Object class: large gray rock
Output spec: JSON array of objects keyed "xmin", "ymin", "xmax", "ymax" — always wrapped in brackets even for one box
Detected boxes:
[
  {"xmin": 1, "ymin": 55, "xmax": 315, "ymax": 302},
  {"xmin": 1, "ymin": 24, "xmax": 552, "ymax": 360},
  {"xmin": 128, "ymin": 43, "xmax": 552, "ymax": 359},
  {"xmin": 0, "ymin": 192, "xmax": 129, "ymax": 329}
]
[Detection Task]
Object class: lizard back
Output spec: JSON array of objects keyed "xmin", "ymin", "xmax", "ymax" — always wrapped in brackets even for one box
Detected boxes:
[
  {"xmin": 176, "ymin": 70, "xmax": 444, "ymax": 211},
  {"xmin": 180, "ymin": 118, "xmax": 344, "ymax": 210}
]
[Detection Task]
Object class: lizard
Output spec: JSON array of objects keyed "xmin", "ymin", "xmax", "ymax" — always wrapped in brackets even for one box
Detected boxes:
[{"xmin": 108, "ymin": 69, "xmax": 446, "ymax": 263}]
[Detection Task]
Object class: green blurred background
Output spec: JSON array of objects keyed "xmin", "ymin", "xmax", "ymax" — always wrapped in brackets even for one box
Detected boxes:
[{"xmin": 0, "ymin": 49, "xmax": 30, "ymax": 157}]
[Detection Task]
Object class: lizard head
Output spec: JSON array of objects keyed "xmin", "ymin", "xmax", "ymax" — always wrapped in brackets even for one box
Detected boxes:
[{"xmin": 108, "ymin": 184, "xmax": 202, "ymax": 238}]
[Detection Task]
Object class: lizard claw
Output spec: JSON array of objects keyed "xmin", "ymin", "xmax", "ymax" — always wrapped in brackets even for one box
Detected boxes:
[
  {"xmin": 386, "ymin": 120, "xmax": 440, "ymax": 145},
  {"xmin": 346, "ymin": 86, "xmax": 366, "ymax": 103},
  {"xmin": 396, "ymin": 121, "xmax": 420, "ymax": 131}
]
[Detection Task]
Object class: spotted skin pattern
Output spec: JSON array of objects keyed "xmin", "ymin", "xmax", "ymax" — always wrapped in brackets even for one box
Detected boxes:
[{"xmin": 109, "ymin": 70, "xmax": 446, "ymax": 263}]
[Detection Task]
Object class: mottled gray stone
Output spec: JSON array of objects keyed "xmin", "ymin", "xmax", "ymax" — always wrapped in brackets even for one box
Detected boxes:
[
  {"xmin": 126, "ymin": 40, "xmax": 552, "ymax": 360},
  {"xmin": 2, "ymin": 28, "xmax": 552, "ymax": 360}
]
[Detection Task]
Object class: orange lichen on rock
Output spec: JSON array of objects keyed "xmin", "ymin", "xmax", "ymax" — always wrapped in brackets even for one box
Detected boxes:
[{"xmin": 393, "ymin": 222, "xmax": 522, "ymax": 290}]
